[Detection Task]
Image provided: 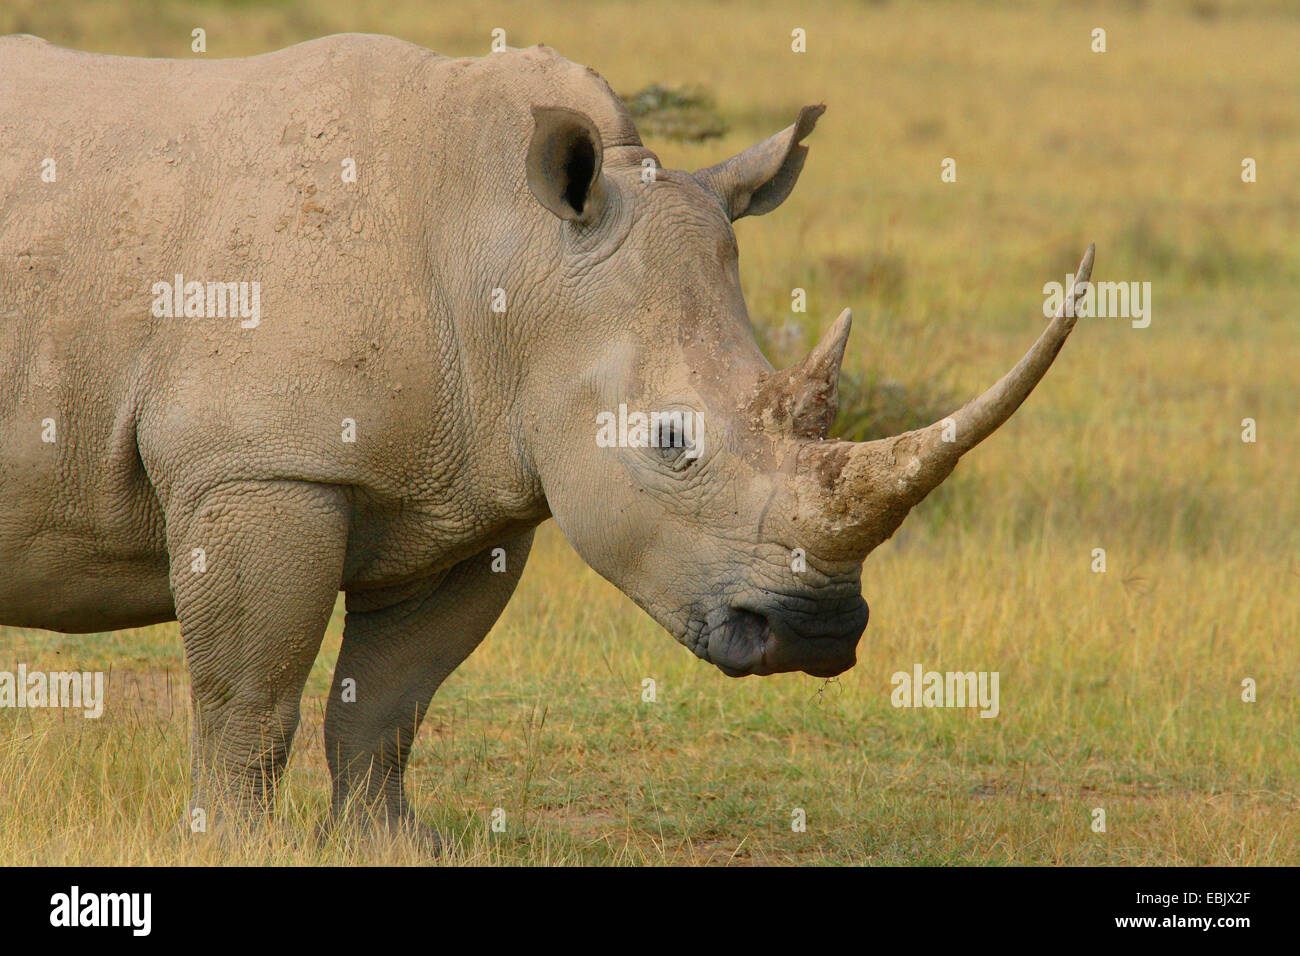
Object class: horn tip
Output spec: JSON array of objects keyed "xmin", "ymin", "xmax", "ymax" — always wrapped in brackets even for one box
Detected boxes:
[
  {"xmin": 1078, "ymin": 243, "xmax": 1095, "ymax": 282},
  {"xmin": 830, "ymin": 308, "xmax": 852, "ymax": 345}
]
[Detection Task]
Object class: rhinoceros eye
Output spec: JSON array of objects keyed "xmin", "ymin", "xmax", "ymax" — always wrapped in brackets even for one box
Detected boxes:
[
  {"xmin": 656, "ymin": 418, "xmax": 680, "ymax": 450},
  {"xmin": 650, "ymin": 409, "xmax": 700, "ymax": 470}
]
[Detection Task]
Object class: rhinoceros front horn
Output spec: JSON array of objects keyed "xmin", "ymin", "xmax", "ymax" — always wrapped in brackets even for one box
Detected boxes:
[{"xmin": 792, "ymin": 245, "xmax": 1095, "ymax": 560}]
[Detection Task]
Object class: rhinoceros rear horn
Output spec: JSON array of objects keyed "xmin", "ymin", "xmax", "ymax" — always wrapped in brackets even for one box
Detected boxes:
[
  {"xmin": 749, "ymin": 308, "xmax": 851, "ymax": 439},
  {"xmin": 527, "ymin": 106, "xmax": 604, "ymax": 223},
  {"xmin": 693, "ymin": 104, "xmax": 825, "ymax": 221}
]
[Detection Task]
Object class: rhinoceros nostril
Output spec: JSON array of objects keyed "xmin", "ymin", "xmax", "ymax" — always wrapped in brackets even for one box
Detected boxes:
[
  {"xmin": 731, "ymin": 591, "xmax": 868, "ymax": 643},
  {"xmin": 762, "ymin": 596, "xmax": 869, "ymax": 643},
  {"xmin": 705, "ymin": 609, "xmax": 771, "ymax": 677}
]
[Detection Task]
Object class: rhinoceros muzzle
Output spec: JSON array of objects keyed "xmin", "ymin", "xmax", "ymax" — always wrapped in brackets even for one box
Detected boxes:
[{"xmin": 707, "ymin": 599, "xmax": 868, "ymax": 679}]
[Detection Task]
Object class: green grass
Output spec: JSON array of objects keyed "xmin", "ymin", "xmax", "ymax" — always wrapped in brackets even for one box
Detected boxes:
[{"xmin": 1, "ymin": 0, "xmax": 1297, "ymax": 864}]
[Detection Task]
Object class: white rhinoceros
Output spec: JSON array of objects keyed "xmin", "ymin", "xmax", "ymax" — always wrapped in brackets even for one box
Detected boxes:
[{"xmin": 0, "ymin": 33, "xmax": 1092, "ymax": 844}]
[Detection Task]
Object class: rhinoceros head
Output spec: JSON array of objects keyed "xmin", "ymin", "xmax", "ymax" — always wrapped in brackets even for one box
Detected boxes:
[{"xmin": 518, "ymin": 100, "xmax": 1092, "ymax": 679}]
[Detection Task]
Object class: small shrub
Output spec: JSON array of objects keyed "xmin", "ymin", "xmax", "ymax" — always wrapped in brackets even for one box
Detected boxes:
[
  {"xmin": 831, "ymin": 369, "xmax": 955, "ymax": 443},
  {"xmin": 621, "ymin": 83, "xmax": 728, "ymax": 142}
]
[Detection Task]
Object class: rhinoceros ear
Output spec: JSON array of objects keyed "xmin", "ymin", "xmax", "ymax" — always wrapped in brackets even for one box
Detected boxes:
[
  {"xmin": 527, "ymin": 106, "xmax": 605, "ymax": 223},
  {"xmin": 693, "ymin": 104, "xmax": 824, "ymax": 221}
]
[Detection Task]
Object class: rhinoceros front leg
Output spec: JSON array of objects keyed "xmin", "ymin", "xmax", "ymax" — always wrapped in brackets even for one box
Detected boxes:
[
  {"xmin": 166, "ymin": 480, "xmax": 349, "ymax": 831},
  {"xmin": 324, "ymin": 530, "xmax": 534, "ymax": 849}
]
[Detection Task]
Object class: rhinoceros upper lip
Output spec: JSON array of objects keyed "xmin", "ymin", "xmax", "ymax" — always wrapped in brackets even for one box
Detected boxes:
[{"xmin": 706, "ymin": 610, "xmax": 772, "ymax": 677}]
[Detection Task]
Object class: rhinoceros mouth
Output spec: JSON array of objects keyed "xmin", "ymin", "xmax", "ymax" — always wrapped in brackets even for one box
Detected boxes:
[
  {"xmin": 703, "ymin": 607, "xmax": 861, "ymax": 679},
  {"xmin": 700, "ymin": 597, "xmax": 867, "ymax": 678}
]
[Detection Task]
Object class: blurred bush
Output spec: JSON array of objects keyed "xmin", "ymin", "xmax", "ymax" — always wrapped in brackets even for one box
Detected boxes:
[{"xmin": 620, "ymin": 83, "xmax": 727, "ymax": 142}]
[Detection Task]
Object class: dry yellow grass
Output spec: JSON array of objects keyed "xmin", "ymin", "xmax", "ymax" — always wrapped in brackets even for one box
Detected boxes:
[{"xmin": 1, "ymin": 0, "xmax": 1296, "ymax": 864}]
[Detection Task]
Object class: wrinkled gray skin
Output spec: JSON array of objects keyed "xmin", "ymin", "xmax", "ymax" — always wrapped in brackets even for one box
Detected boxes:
[{"xmin": 0, "ymin": 33, "xmax": 1092, "ymax": 845}]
